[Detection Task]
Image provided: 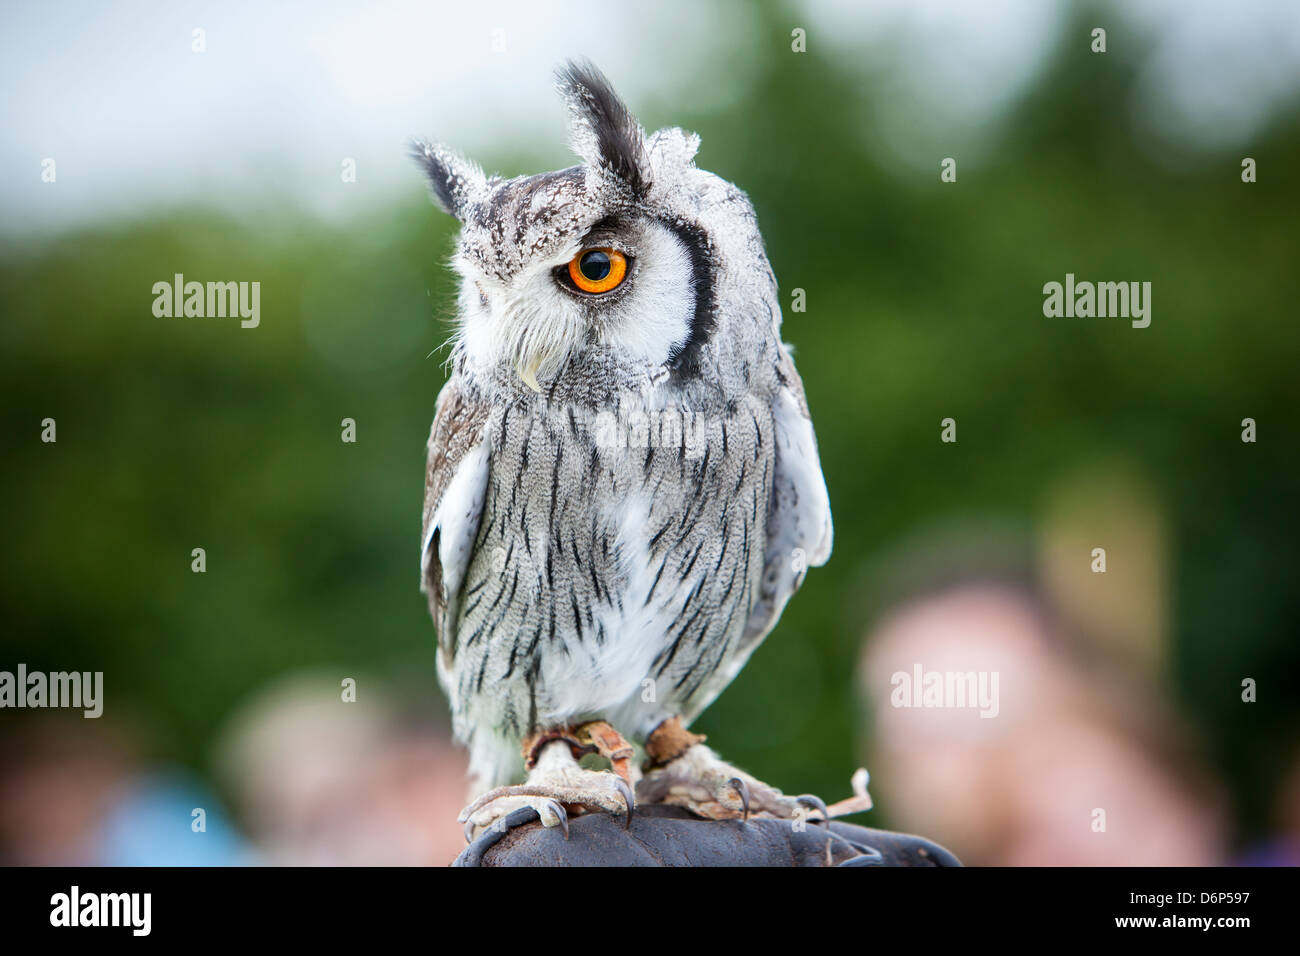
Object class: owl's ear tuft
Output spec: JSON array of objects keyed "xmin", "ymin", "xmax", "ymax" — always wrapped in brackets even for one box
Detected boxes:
[
  {"xmin": 556, "ymin": 60, "xmax": 649, "ymax": 198},
  {"xmin": 411, "ymin": 140, "xmax": 487, "ymax": 221}
]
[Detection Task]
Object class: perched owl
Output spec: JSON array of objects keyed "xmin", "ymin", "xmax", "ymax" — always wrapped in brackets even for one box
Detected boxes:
[{"xmin": 415, "ymin": 62, "xmax": 835, "ymax": 838}]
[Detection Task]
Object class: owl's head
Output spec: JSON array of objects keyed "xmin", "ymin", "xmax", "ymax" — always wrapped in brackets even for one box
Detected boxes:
[{"xmin": 414, "ymin": 61, "xmax": 781, "ymax": 399}]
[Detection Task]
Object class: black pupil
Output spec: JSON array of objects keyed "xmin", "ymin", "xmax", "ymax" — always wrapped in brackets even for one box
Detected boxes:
[{"xmin": 579, "ymin": 250, "xmax": 612, "ymax": 282}]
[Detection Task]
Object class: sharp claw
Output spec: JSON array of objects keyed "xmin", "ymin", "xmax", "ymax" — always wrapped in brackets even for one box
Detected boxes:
[
  {"xmin": 613, "ymin": 777, "xmax": 635, "ymax": 830},
  {"xmin": 796, "ymin": 794, "xmax": 830, "ymax": 823},
  {"xmin": 543, "ymin": 799, "xmax": 570, "ymax": 840},
  {"xmin": 728, "ymin": 777, "xmax": 751, "ymax": 822},
  {"xmin": 464, "ymin": 819, "xmax": 476, "ymax": 844}
]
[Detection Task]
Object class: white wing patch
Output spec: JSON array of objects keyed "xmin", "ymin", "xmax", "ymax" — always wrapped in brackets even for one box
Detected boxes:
[
  {"xmin": 421, "ymin": 440, "xmax": 490, "ymax": 638},
  {"xmin": 771, "ymin": 386, "xmax": 833, "ymax": 568}
]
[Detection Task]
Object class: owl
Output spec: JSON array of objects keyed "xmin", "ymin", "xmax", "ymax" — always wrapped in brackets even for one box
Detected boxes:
[{"xmin": 415, "ymin": 62, "xmax": 835, "ymax": 838}]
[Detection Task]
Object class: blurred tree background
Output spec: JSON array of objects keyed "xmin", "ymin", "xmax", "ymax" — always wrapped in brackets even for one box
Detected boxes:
[{"xmin": 2, "ymin": 1, "xmax": 1297, "ymax": 851}]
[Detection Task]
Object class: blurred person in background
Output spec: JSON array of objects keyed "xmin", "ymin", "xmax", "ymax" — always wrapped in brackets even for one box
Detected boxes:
[
  {"xmin": 0, "ymin": 715, "xmax": 246, "ymax": 866},
  {"xmin": 855, "ymin": 520, "xmax": 1230, "ymax": 866},
  {"xmin": 213, "ymin": 672, "xmax": 468, "ymax": 865}
]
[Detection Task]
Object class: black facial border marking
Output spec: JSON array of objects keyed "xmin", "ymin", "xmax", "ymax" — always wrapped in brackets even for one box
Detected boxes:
[
  {"xmin": 543, "ymin": 212, "xmax": 715, "ymax": 373},
  {"xmin": 662, "ymin": 218, "xmax": 716, "ymax": 379}
]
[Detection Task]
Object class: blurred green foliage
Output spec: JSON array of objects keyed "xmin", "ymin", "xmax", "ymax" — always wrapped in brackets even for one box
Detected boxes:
[{"xmin": 2, "ymin": 5, "xmax": 1296, "ymax": 844}]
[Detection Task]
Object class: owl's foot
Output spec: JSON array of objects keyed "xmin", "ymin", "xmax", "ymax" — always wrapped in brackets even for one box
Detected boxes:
[
  {"xmin": 458, "ymin": 731, "xmax": 635, "ymax": 842},
  {"xmin": 637, "ymin": 718, "xmax": 873, "ymax": 823},
  {"xmin": 636, "ymin": 740, "xmax": 825, "ymax": 821}
]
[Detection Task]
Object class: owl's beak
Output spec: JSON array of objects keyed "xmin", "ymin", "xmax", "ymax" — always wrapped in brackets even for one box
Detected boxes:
[{"xmin": 515, "ymin": 354, "xmax": 544, "ymax": 392}]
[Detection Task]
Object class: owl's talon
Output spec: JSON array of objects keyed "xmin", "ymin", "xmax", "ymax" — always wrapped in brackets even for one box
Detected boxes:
[
  {"xmin": 640, "ymin": 742, "xmax": 857, "ymax": 825},
  {"xmin": 613, "ymin": 776, "xmax": 635, "ymax": 829},
  {"xmin": 728, "ymin": 777, "xmax": 752, "ymax": 822},
  {"xmin": 543, "ymin": 799, "xmax": 570, "ymax": 840},
  {"xmin": 797, "ymin": 794, "xmax": 830, "ymax": 824},
  {"xmin": 460, "ymin": 737, "xmax": 635, "ymax": 839}
]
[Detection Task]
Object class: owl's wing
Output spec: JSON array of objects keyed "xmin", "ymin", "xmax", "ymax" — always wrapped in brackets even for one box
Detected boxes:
[
  {"xmin": 744, "ymin": 357, "xmax": 834, "ymax": 646},
  {"xmin": 680, "ymin": 358, "xmax": 833, "ymax": 725},
  {"xmin": 420, "ymin": 375, "xmax": 492, "ymax": 669}
]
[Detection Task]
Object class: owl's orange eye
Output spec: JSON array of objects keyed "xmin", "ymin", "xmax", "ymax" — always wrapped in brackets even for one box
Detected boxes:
[{"xmin": 567, "ymin": 248, "xmax": 627, "ymax": 294}]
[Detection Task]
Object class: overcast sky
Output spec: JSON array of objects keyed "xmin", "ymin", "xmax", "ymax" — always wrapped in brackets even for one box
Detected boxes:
[{"xmin": 3, "ymin": 0, "xmax": 1297, "ymax": 236}]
